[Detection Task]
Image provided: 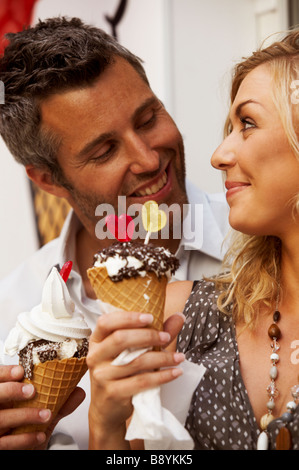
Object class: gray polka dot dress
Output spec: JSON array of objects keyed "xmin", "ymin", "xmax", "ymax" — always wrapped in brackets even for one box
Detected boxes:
[{"xmin": 177, "ymin": 279, "xmax": 299, "ymax": 450}]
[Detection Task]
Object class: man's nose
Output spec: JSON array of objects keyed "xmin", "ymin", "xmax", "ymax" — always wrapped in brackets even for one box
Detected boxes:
[
  {"xmin": 211, "ymin": 136, "xmax": 237, "ymax": 171},
  {"xmin": 125, "ymin": 133, "xmax": 160, "ymax": 174}
]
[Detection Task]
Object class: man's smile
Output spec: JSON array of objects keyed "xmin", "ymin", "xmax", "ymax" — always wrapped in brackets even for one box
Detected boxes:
[
  {"xmin": 129, "ymin": 163, "xmax": 172, "ymax": 202},
  {"xmin": 134, "ymin": 171, "xmax": 167, "ymax": 197}
]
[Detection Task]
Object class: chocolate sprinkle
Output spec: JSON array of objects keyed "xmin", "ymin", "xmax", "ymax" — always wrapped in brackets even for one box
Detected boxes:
[
  {"xmin": 74, "ymin": 338, "xmax": 89, "ymax": 359},
  {"xmin": 94, "ymin": 241, "xmax": 179, "ymax": 282},
  {"xmin": 19, "ymin": 338, "xmax": 89, "ymax": 380}
]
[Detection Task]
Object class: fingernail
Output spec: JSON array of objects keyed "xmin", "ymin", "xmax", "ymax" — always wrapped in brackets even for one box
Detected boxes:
[
  {"xmin": 139, "ymin": 313, "xmax": 154, "ymax": 324},
  {"xmin": 22, "ymin": 383, "xmax": 35, "ymax": 398},
  {"xmin": 159, "ymin": 331, "xmax": 171, "ymax": 343},
  {"xmin": 173, "ymin": 352, "xmax": 185, "ymax": 363},
  {"xmin": 39, "ymin": 409, "xmax": 51, "ymax": 422},
  {"xmin": 172, "ymin": 367, "xmax": 183, "ymax": 378},
  {"xmin": 11, "ymin": 365, "xmax": 23, "ymax": 378},
  {"xmin": 36, "ymin": 432, "xmax": 46, "ymax": 443},
  {"xmin": 175, "ymin": 312, "xmax": 186, "ymax": 321}
]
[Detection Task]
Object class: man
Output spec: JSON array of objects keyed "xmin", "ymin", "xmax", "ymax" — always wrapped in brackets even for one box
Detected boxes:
[{"xmin": 0, "ymin": 17, "xmax": 228, "ymax": 449}]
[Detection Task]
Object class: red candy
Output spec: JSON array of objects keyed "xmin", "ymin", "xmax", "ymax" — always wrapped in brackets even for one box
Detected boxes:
[{"xmin": 105, "ymin": 214, "xmax": 134, "ymax": 242}]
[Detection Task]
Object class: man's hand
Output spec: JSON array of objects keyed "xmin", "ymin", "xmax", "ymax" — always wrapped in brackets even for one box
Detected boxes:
[
  {"xmin": 40, "ymin": 386, "xmax": 86, "ymax": 450},
  {"xmin": 87, "ymin": 311, "xmax": 185, "ymax": 450},
  {"xmin": 0, "ymin": 364, "xmax": 86, "ymax": 450},
  {"xmin": 0, "ymin": 365, "xmax": 51, "ymax": 449}
]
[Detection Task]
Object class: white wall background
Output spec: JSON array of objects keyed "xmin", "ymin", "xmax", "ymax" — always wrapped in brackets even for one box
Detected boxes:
[{"xmin": 0, "ymin": 0, "xmax": 289, "ymax": 278}]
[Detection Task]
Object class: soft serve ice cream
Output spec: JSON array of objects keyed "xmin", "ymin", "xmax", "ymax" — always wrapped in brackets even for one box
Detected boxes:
[{"xmin": 5, "ymin": 264, "xmax": 91, "ymax": 379}]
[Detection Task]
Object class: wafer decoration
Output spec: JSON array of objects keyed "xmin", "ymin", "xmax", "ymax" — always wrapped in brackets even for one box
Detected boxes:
[{"xmin": 59, "ymin": 260, "xmax": 73, "ymax": 282}]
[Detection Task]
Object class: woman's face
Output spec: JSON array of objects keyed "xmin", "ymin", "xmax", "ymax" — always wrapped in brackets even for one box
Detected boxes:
[{"xmin": 211, "ymin": 64, "xmax": 299, "ymax": 238}]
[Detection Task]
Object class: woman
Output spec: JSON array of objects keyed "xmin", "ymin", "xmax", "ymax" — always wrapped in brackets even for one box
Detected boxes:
[{"xmin": 87, "ymin": 29, "xmax": 299, "ymax": 450}]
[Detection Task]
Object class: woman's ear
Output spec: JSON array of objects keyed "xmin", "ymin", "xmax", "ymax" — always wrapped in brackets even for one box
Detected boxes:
[{"xmin": 26, "ymin": 164, "xmax": 70, "ymax": 199}]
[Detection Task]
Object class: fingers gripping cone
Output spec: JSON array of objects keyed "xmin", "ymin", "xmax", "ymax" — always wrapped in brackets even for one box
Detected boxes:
[{"xmin": 12, "ymin": 357, "xmax": 87, "ymax": 434}]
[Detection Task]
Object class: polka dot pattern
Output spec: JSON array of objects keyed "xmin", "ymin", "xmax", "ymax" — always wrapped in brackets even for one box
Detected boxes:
[{"xmin": 177, "ymin": 279, "xmax": 299, "ymax": 450}]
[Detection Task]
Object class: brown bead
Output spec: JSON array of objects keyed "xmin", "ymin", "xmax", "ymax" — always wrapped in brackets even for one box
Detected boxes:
[
  {"xmin": 276, "ymin": 426, "xmax": 292, "ymax": 450},
  {"xmin": 268, "ymin": 323, "xmax": 281, "ymax": 340},
  {"xmin": 273, "ymin": 310, "xmax": 281, "ymax": 323}
]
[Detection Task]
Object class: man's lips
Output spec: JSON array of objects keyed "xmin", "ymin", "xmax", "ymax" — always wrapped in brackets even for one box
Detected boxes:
[
  {"xmin": 225, "ymin": 181, "xmax": 251, "ymax": 198},
  {"xmin": 128, "ymin": 164, "xmax": 171, "ymax": 201}
]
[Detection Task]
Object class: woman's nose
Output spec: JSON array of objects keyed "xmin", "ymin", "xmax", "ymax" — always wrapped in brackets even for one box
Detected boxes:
[{"xmin": 211, "ymin": 137, "xmax": 237, "ymax": 171}]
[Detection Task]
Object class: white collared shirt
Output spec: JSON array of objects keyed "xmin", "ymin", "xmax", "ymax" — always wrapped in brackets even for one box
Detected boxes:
[{"xmin": 0, "ymin": 181, "xmax": 229, "ymax": 449}]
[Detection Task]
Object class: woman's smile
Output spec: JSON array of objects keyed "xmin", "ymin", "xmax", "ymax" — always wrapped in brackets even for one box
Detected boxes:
[{"xmin": 225, "ymin": 181, "xmax": 251, "ymax": 200}]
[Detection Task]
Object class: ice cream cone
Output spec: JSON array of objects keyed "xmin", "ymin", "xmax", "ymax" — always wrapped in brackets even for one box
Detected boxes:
[
  {"xmin": 12, "ymin": 356, "xmax": 87, "ymax": 434},
  {"xmin": 87, "ymin": 266, "xmax": 168, "ymax": 331}
]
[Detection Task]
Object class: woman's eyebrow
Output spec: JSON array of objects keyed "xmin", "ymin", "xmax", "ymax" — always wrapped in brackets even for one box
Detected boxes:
[{"xmin": 233, "ymin": 99, "xmax": 264, "ymax": 118}]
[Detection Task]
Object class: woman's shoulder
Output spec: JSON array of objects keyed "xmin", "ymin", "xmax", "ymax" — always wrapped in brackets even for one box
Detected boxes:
[
  {"xmin": 177, "ymin": 278, "xmax": 224, "ymax": 354},
  {"xmin": 184, "ymin": 278, "xmax": 220, "ymax": 306},
  {"xmin": 164, "ymin": 280, "xmax": 193, "ymax": 321},
  {"xmin": 166, "ymin": 278, "xmax": 220, "ymax": 318}
]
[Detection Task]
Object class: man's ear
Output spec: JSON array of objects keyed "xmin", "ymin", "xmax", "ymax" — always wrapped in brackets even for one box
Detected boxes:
[{"xmin": 26, "ymin": 165, "xmax": 70, "ymax": 199}]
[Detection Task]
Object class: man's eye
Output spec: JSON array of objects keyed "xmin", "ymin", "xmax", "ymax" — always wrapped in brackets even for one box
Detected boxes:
[
  {"xmin": 138, "ymin": 111, "xmax": 156, "ymax": 129},
  {"xmin": 91, "ymin": 143, "xmax": 115, "ymax": 163}
]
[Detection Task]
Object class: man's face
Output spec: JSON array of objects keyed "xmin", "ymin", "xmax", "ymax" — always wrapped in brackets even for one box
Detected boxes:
[{"xmin": 40, "ymin": 57, "xmax": 188, "ymax": 245}]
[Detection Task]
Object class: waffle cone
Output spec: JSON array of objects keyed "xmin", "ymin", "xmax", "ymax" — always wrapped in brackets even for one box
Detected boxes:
[
  {"xmin": 12, "ymin": 356, "xmax": 87, "ymax": 434},
  {"xmin": 87, "ymin": 267, "xmax": 168, "ymax": 331}
]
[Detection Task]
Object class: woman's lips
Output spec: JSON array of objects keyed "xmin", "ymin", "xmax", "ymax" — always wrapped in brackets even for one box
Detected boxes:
[{"xmin": 225, "ymin": 181, "xmax": 251, "ymax": 199}]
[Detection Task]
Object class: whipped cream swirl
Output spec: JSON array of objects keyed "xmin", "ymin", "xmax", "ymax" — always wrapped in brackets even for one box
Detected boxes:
[{"xmin": 4, "ymin": 267, "xmax": 91, "ymax": 356}]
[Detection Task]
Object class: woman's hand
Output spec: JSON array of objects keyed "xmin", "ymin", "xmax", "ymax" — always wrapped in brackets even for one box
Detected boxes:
[{"xmin": 87, "ymin": 311, "xmax": 185, "ymax": 450}]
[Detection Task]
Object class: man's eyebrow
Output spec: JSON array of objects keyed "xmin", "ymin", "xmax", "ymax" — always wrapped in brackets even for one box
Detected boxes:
[
  {"xmin": 75, "ymin": 96, "xmax": 159, "ymax": 161},
  {"xmin": 76, "ymin": 132, "xmax": 115, "ymax": 161},
  {"xmin": 131, "ymin": 96, "xmax": 160, "ymax": 121},
  {"xmin": 233, "ymin": 99, "xmax": 264, "ymax": 117}
]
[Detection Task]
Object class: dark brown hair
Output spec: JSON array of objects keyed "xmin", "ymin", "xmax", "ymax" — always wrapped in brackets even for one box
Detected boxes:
[{"xmin": 0, "ymin": 16, "xmax": 149, "ymax": 184}]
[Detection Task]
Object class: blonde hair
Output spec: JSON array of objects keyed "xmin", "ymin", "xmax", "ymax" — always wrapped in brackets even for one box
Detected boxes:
[{"xmin": 215, "ymin": 29, "xmax": 299, "ymax": 328}]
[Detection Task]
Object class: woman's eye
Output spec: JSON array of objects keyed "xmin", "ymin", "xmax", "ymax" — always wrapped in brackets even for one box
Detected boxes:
[
  {"xmin": 226, "ymin": 121, "xmax": 233, "ymax": 135},
  {"xmin": 240, "ymin": 117, "xmax": 255, "ymax": 131}
]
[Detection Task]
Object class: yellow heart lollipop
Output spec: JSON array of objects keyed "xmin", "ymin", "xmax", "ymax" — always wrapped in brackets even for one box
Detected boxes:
[{"xmin": 142, "ymin": 201, "xmax": 167, "ymax": 244}]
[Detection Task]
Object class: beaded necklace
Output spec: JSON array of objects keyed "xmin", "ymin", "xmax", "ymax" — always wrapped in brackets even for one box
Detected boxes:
[{"xmin": 257, "ymin": 304, "xmax": 299, "ymax": 450}]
